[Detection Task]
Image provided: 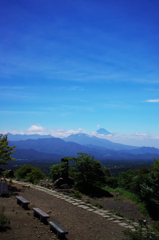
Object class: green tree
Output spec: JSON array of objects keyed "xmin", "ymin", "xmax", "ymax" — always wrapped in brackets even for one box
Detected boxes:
[
  {"xmin": 0, "ymin": 134, "xmax": 16, "ymax": 166},
  {"xmin": 15, "ymin": 164, "xmax": 45, "ymax": 183},
  {"xmin": 67, "ymin": 153, "xmax": 106, "ymax": 189},
  {"xmin": 118, "ymin": 169, "xmax": 135, "ymax": 190},
  {"xmin": 50, "ymin": 162, "xmax": 66, "ymax": 182}
]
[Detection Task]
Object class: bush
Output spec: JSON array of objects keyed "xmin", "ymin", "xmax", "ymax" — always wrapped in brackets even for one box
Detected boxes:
[
  {"xmin": 118, "ymin": 160, "xmax": 159, "ymax": 219},
  {"xmin": 0, "ymin": 206, "xmax": 10, "ymax": 231},
  {"xmin": 50, "ymin": 162, "xmax": 67, "ymax": 182},
  {"xmin": 105, "ymin": 176, "xmax": 118, "ymax": 188},
  {"xmin": 15, "ymin": 165, "xmax": 45, "ymax": 183},
  {"xmin": 3, "ymin": 170, "xmax": 10, "ymax": 178},
  {"xmin": 74, "ymin": 190, "xmax": 82, "ymax": 199},
  {"xmin": 118, "ymin": 169, "xmax": 135, "ymax": 190}
]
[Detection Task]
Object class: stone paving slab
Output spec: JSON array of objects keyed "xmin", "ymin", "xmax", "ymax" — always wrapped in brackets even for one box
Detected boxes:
[
  {"xmin": 101, "ymin": 210, "xmax": 111, "ymax": 214},
  {"xmin": 79, "ymin": 205, "xmax": 90, "ymax": 209},
  {"xmin": 118, "ymin": 223, "xmax": 128, "ymax": 227},
  {"xmin": 132, "ymin": 223, "xmax": 139, "ymax": 227},
  {"xmin": 72, "ymin": 202, "xmax": 79, "ymax": 206},
  {"xmin": 65, "ymin": 200, "xmax": 75, "ymax": 203},
  {"xmin": 74, "ymin": 200, "xmax": 83, "ymax": 203},
  {"xmin": 107, "ymin": 217, "xmax": 116, "ymax": 221},
  {"xmin": 112, "ymin": 220, "xmax": 121, "ymax": 223},
  {"xmin": 124, "ymin": 225, "xmax": 135, "ymax": 230},
  {"xmin": 91, "ymin": 206, "xmax": 98, "ymax": 210},
  {"xmin": 102, "ymin": 215, "xmax": 111, "ymax": 219},
  {"xmin": 87, "ymin": 208, "xmax": 95, "ymax": 212}
]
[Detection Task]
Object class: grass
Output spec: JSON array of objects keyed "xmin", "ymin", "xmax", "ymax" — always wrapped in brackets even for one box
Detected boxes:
[{"xmin": 103, "ymin": 186, "xmax": 148, "ymax": 216}]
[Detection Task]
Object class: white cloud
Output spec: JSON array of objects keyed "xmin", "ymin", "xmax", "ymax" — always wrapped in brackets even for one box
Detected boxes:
[
  {"xmin": 134, "ymin": 133, "xmax": 150, "ymax": 137},
  {"xmin": 26, "ymin": 125, "xmax": 86, "ymax": 138},
  {"xmin": 97, "ymin": 125, "xmax": 100, "ymax": 128},
  {"xmin": 27, "ymin": 125, "xmax": 46, "ymax": 133},
  {"xmin": 145, "ymin": 99, "xmax": 159, "ymax": 102}
]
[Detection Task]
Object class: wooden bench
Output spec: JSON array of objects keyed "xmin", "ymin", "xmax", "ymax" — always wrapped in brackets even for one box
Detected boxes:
[
  {"xmin": 49, "ymin": 221, "xmax": 68, "ymax": 239},
  {"xmin": 16, "ymin": 196, "xmax": 30, "ymax": 209},
  {"xmin": 33, "ymin": 208, "xmax": 50, "ymax": 224}
]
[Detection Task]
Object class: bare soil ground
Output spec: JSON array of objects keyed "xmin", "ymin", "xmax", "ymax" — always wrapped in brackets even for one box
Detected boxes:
[{"xmin": 0, "ymin": 182, "xmax": 152, "ymax": 240}]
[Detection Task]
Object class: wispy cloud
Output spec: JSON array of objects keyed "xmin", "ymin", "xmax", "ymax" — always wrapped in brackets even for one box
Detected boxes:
[
  {"xmin": 134, "ymin": 133, "xmax": 150, "ymax": 137},
  {"xmin": 144, "ymin": 99, "xmax": 159, "ymax": 102}
]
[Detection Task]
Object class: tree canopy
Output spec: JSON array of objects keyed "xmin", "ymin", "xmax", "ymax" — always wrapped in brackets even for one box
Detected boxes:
[
  {"xmin": 0, "ymin": 134, "xmax": 16, "ymax": 166},
  {"xmin": 15, "ymin": 164, "xmax": 45, "ymax": 183},
  {"xmin": 67, "ymin": 153, "xmax": 106, "ymax": 189}
]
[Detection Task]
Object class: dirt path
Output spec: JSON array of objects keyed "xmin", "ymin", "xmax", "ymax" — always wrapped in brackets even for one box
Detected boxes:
[{"xmin": 0, "ymin": 182, "xmax": 127, "ymax": 240}]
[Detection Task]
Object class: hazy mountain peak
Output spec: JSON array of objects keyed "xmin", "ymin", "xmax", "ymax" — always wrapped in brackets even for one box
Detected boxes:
[{"xmin": 96, "ymin": 128, "xmax": 113, "ymax": 135}]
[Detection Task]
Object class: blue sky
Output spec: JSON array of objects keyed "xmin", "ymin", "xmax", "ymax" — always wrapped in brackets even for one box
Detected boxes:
[{"xmin": 0, "ymin": 0, "xmax": 159, "ymax": 147}]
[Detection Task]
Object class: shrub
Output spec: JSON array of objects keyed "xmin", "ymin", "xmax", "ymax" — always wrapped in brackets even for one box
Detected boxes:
[
  {"xmin": 50, "ymin": 162, "xmax": 67, "ymax": 182},
  {"xmin": 105, "ymin": 176, "xmax": 118, "ymax": 188},
  {"xmin": 74, "ymin": 190, "xmax": 82, "ymax": 199},
  {"xmin": 3, "ymin": 170, "xmax": 10, "ymax": 178},
  {"xmin": 118, "ymin": 169, "xmax": 134, "ymax": 190},
  {"xmin": 15, "ymin": 165, "xmax": 45, "ymax": 183}
]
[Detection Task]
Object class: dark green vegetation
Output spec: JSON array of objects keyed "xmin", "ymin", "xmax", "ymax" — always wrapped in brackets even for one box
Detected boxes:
[
  {"xmin": 67, "ymin": 153, "xmax": 106, "ymax": 189},
  {"xmin": 118, "ymin": 159, "xmax": 159, "ymax": 220},
  {"xmin": 14, "ymin": 164, "xmax": 45, "ymax": 184},
  {"xmin": 0, "ymin": 206, "xmax": 10, "ymax": 231},
  {"xmin": 0, "ymin": 134, "xmax": 16, "ymax": 166}
]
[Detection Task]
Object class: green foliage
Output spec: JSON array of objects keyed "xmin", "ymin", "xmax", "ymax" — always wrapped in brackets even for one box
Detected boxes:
[
  {"xmin": 67, "ymin": 153, "xmax": 106, "ymax": 189},
  {"xmin": 103, "ymin": 168, "xmax": 111, "ymax": 177},
  {"xmin": 117, "ymin": 159, "xmax": 159, "ymax": 219},
  {"xmin": 0, "ymin": 134, "xmax": 16, "ymax": 166},
  {"xmin": 73, "ymin": 190, "xmax": 82, "ymax": 199},
  {"xmin": 15, "ymin": 164, "xmax": 45, "ymax": 183},
  {"xmin": 50, "ymin": 162, "xmax": 68, "ymax": 182},
  {"xmin": 0, "ymin": 206, "xmax": 10, "ymax": 231},
  {"xmin": 15, "ymin": 164, "xmax": 33, "ymax": 178},
  {"xmin": 3, "ymin": 170, "xmax": 10, "ymax": 178},
  {"xmin": 118, "ymin": 169, "xmax": 135, "ymax": 190},
  {"xmin": 105, "ymin": 176, "xmax": 118, "ymax": 188}
]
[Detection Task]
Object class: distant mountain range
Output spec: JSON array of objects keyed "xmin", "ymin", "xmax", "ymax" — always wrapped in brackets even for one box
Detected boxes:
[
  {"xmin": 7, "ymin": 132, "xmax": 159, "ymax": 161},
  {"xmin": 7, "ymin": 133, "xmax": 53, "ymax": 141},
  {"xmin": 63, "ymin": 133, "xmax": 137, "ymax": 150}
]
